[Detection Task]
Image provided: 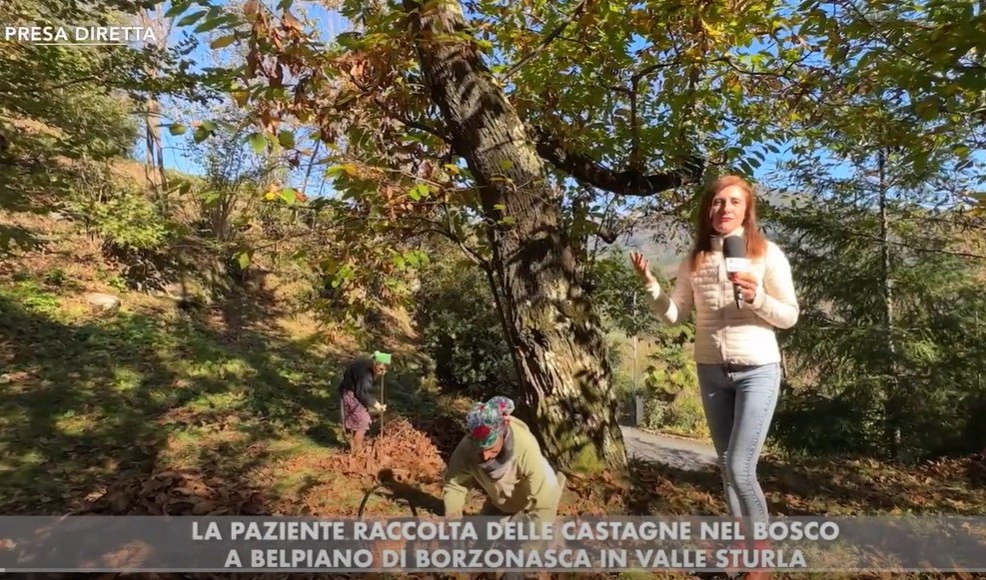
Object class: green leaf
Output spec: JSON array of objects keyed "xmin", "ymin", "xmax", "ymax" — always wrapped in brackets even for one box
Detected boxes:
[
  {"xmin": 326, "ymin": 164, "xmax": 357, "ymax": 178},
  {"xmin": 165, "ymin": 1, "xmax": 193, "ymax": 18},
  {"xmin": 193, "ymin": 125, "xmax": 211, "ymax": 143},
  {"xmin": 231, "ymin": 88, "xmax": 249, "ymax": 107},
  {"xmin": 196, "ymin": 14, "xmax": 236, "ymax": 33},
  {"xmin": 957, "ymin": 73, "xmax": 986, "ymax": 92},
  {"xmin": 277, "ymin": 0, "xmax": 293, "ymax": 9},
  {"xmin": 335, "ymin": 32, "xmax": 362, "ymax": 49},
  {"xmin": 210, "ymin": 34, "xmax": 237, "ymax": 49},
  {"xmin": 277, "ymin": 130, "xmax": 295, "ymax": 148},
  {"xmin": 279, "ymin": 188, "xmax": 298, "ymax": 205},
  {"xmin": 202, "ymin": 189, "xmax": 221, "ymax": 205},
  {"xmin": 236, "ymin": 251, "xmax": 252, "ymax": 270},
  {"xmin": 177, "ymin": 10, "xmax": 207, "ymax": 26},
  {"xmin": 248, "ymin": 132, "xmax": 267, "ymax": 153},
  {"xmin": 319, "ymin": 258, "xmax": 337, "ymax": 273},
  {"xmin": 168, "ymin": 124, "xmax": 187, "ymax": 135},
  {"xmin": 408, "ymin": 183, "xmax": 430, "ymax": 201},
  {"xmin": 951, "ymin": 144, "xmax": 971, "ymax": 158},
  {"xmin": 914, "ymin": 98, "xmax": 939, "ymax": 121},
  {"xmin": 337, "ymin": 263, "xmax": 354, "ymax": 280}
]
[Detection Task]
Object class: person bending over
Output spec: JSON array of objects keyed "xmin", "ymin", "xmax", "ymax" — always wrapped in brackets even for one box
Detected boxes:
[
  {"xmin": 338, "ymin": 351, "xmax": 389, "ymax": 453},
  {"xmin": 442, "ymin": 396, "xmax": 566, "ymax": 524},
  {"xmin": 630, "ymin": 175, "xmax": 799, "ymax": 579}
]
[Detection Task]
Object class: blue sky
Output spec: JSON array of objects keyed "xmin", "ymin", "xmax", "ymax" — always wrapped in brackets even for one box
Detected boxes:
[
  {"xmin": 153, "ymin": 0, "xmax": 346, "ymax": 193},
  {"xmin": 147, "ymin": 0, "xmax": 796, "ymax": 201},
  {"xmin": 147, "ymin": 0, "xmax": 971, "ymax": 210}
]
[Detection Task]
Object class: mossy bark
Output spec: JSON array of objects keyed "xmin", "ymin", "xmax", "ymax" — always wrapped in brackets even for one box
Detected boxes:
[{"xmin": 405, "ymin": 0, "xmax": 627, "ymax": 475}]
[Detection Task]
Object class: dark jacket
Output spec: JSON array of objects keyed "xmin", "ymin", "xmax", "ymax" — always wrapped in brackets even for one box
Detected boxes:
[{"xmin": 339, "ymin": 357, "xmax": 377, "ymax": 408}]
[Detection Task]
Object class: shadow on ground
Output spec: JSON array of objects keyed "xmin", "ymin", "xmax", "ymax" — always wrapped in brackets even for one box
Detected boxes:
[
  {"xmin": 622, "ymin": 452, "xmax": 986, "ymax": 517},
  {"xmin": 0, "ymin": 284, "xmax": 350, "ymax": 515}
]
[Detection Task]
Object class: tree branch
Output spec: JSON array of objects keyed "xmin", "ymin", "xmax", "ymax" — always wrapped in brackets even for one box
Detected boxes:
[
  {"xmin": 533, "ymin": 125, "xmax": 704, "ymax": 196},
  {"xmin": 415, "ymin": 227, "xmax": 485, "ymax": 265},
  {"xmin": 391, "ymin": 113, "xmax": 453, "ymax": 144},
  {"xmin": 627, "ymin": 60, "xmax": 678, "ymax": 167},
  {"xmin": 501, "ymin": 0, "xmax": 591, "ymax": 81},
  {"xmin": 368, "ymin": 94, "xmax": 453, "ymax": 144},
  {"xmin": 842, "ymin": 0, "xmax": 986, "ymax": 74},
  {"xmin": 846, "ymin": 231, "xmax": 986, "ymax": 260}
]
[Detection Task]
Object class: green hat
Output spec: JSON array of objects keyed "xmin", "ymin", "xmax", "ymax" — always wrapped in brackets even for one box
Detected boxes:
[{"xmin": 372, "ymin": 351, "xmax": 392, "ymax": 365}]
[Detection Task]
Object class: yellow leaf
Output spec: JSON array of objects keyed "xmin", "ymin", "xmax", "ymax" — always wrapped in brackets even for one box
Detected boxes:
[
  {"xmin": 231, "ymin": 89, "xmax": 249, "ymax": 107},
  {"xmin": 326, "ymin": 164, "xmax": 357, "ymax": 178},
  {"xmin": 210, "ymin": 35, "xmax": 236, "ymax": 49}
]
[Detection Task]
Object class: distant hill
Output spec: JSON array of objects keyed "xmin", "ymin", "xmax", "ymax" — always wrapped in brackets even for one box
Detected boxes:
[{"xmin": 597, "ymin": 222, "xmax": 691, "ymax": 278}]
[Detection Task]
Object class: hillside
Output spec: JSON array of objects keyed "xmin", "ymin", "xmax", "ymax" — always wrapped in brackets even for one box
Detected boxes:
[
  {"xmin": 0, "ymin": 180, "xmax": 465, "ymax": 517},
  {"xmin": 3, "ymin": 174, "xmax": 985, "ymax": 533}
]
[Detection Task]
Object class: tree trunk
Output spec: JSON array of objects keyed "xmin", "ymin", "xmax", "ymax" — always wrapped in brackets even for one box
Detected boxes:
[
  {"xmin": 140, "ymin": 7, "xmax": 169, "ymax": 206},
  {"xmin": 144, "ymin": 95, "xmax": 166, "ymax": 192},
  {"xmin": 404, "ymin": 0, "xmax": 627, "ymax": 474},
  {"xmin": 878, "ymin": 149, "xmax": 902, "ymax": 460}
]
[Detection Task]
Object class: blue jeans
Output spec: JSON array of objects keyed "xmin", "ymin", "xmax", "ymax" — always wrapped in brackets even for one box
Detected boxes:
[{"xmin": 696, "ymin": 362, "xmax": 780, "ymax": 523}]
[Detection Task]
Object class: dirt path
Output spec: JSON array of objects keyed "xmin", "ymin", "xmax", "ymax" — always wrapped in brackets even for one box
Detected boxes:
[{"xmin": 620, "ymin": 426, "xmax": 718, "ymax": 472}]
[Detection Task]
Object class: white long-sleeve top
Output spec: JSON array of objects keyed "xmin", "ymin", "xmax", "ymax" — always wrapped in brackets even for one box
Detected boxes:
[{"xmin": 645, "ymin": 229, "xmax": 800, "ymax": 366}]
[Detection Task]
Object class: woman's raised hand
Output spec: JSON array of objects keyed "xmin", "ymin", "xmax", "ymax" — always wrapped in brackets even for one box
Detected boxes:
[{"xmin": 629, "ymin": 251, "xmax": 657, "ymax": 286}]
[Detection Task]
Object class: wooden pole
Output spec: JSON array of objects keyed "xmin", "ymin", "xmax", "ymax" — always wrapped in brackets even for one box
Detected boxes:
[{"xmin": 380, "ymin": 372, "xmax": 386, "ymax": 435}]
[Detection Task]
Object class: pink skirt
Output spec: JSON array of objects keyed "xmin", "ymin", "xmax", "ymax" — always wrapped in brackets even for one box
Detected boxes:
[{"xmin": 341, "ymin": 389, "xmax": 371, "ymax": 432}]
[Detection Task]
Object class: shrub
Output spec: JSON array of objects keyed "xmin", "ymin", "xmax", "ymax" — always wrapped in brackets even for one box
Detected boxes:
[{"xmin": 411, "ymin": 255, "xmax": 517, "ymax": 400}]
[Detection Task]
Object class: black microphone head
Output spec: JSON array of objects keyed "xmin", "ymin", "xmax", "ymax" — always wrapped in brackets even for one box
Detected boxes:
[{"xmin": 723, "ymin": 234, "xmax": 746, "ymax": 258}]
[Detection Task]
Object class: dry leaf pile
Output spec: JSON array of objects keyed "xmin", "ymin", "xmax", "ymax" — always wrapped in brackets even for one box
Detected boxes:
[
  {"xmin": 323, "ymin": 417, "xmax": 448, "ymax": 485},
  {"xmin": 77, "ymin": 469, "xmax": 270, "ymax": 515}
]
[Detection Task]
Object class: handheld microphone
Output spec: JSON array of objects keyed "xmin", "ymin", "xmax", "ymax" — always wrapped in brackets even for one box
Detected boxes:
[{"xmin": 722, "ymin": 235, "xmax": 749, "ymax": 308}]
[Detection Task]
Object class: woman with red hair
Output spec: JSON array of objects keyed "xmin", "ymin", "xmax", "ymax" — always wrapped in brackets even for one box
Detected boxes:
[{"xmin": 631, "ymin": 175, "xmax": 799, "ymax": 578}]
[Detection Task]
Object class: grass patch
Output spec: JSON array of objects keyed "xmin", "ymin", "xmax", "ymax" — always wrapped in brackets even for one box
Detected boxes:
[
  {"xmin": 0, "ymin": 279, "xmax": 357, "ymax": 515},
  {"xmin": 0, "ymin": 270, "xmax": 460, "ymax": 520}
]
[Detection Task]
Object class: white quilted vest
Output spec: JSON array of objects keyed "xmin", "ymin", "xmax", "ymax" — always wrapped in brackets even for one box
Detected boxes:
[{"xmin": 647, "ymin": 229, "xmax": 799, "ymax": 366}]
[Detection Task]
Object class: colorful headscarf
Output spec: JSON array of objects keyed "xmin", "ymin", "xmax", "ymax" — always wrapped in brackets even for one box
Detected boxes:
[{"xmin": 466, "ymin": 396, "xmax": 515, "ymax": 449}]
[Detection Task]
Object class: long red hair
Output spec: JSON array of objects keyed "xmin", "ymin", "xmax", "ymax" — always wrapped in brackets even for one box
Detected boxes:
[{"xmin": 689, "ymin": 175, "xmax": 767, "ymax": 270}]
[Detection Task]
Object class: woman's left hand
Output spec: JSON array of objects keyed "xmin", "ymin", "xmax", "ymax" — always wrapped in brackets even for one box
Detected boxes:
[{"xmin": 729, "ymin": 272, "xmax": 758, "ymax": 303}]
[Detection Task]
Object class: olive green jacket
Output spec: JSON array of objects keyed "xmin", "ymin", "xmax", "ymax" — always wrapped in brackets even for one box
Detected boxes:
[{"xmin": 442, "ymin": 417, "xmax": 561, "ymax": 521}]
